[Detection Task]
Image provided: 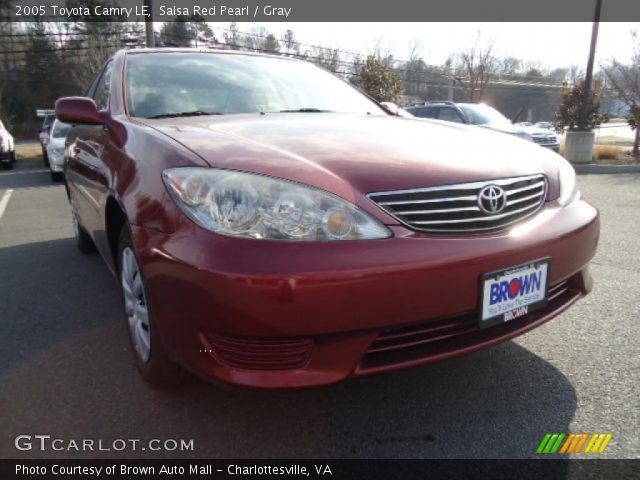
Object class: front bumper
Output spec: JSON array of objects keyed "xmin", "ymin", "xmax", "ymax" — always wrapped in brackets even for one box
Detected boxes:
[
  {"xmin": 49, "ymin": 162, "xmax": 64, "ymax": 173},
  {"xmin": 132, "ymin": 198, "xmax": 599, "ymax": 388},
  {"xmin": 47, "ymin": 151, "xmax": 65, "ymax": 171}
]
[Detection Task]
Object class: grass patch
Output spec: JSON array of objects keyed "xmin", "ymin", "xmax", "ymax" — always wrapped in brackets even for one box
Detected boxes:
[
  {"xmin": 16, "ymin": 143, "xmax": 43, "ymax": 162},
  {"xmin": 594, "ymin": 144, "xmax": 624, "ymax": 160},
  {"xmin": 559, "ymin": 142, "xmax": 637, "ymax": 164}
]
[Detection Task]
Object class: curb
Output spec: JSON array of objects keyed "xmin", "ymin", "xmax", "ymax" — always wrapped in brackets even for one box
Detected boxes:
[{"xmin": 574, "ymin": 164, "xmax": 640, "ymax": 174}]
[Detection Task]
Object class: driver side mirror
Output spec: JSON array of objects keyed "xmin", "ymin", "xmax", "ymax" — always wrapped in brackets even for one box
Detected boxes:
[
  {"xmin": 380, "ymin": 101, "xmax": 401, "ymax": 116},
  {"xmin": 56, "ymin": 97, "xmax": 105, "ymax": 125}
]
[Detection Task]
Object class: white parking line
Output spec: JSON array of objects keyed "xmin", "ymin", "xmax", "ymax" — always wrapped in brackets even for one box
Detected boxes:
[
  {"xmin": 0, "ymin": 169, "xmax": 49, "ymax": 176},
  {"xmin": 0, "ymin": 189, "xmax": 14, "ymax": 220}
]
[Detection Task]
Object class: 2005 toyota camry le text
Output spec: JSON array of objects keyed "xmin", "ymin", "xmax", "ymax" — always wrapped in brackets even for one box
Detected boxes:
[{"xmin": 55, "ymin": 49, "xmax": 599, "ymax": 389}]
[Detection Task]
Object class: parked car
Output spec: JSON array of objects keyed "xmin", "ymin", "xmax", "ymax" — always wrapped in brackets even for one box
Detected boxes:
[
  {"xmin": 534, "ymin": 121, "xmax": 554, "ymax": 130},
  {"xmin": 46, "ymin": 119, "xmax": 71, "ymax": 181},
  {"xmin": 0, "ymin": 119, "xmax": 16, "ymax": 170},
  {"xmin": 407, "ymin": 102, "xmax": 560, "ymax": 152},
  {"xmin": 38, "ymin": 114, "xmax": 56, "ymax": 166},
  {"xmin": 56, "ymin": 49, "xmax": 599, "ymax": 389}
]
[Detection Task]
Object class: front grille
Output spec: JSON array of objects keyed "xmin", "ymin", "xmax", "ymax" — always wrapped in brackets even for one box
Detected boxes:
[
  {"xmin": 368, "ymin": 174, "xmax": 547, "ymax": 233},
  {"xmin": 358, "ymin": 277, "xmax": 579, "ymax": 373},
  {"xmin": 200, "ymin": 333, "xmax": 313, "ymax": 371},
  {"xmin": 532, "ymin": 135, "xmax": 557, "ymax": 145}
]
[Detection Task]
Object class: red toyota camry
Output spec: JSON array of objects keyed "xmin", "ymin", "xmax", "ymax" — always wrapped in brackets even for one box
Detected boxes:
[{"xmin": 56, "ymin": 49, "xmax": 599, "ymax": 389}]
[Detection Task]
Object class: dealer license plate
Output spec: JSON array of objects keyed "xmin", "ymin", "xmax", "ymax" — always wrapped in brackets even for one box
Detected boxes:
[{"xmin": 479, "ymin": 258, "xmax": 550, "ymax": 328}]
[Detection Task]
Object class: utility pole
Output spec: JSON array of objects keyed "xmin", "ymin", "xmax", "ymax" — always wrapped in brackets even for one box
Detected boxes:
[
  {"xmin": 578, "ymin": 0, "xmax": 602, "ymax": 130},
  {"xmin": 144, "ymin": 0, "xmax": 155, "ymax": 47}
]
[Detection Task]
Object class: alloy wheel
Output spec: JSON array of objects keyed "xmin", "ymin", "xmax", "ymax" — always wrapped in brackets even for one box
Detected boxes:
[{"xmin": 121, "ymin": 247, "xmax": 151, "ymax": 363}]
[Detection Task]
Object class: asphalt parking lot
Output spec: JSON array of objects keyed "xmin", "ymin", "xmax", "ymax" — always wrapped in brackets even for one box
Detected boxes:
[{"xmin": 0, "ymin": 157, "xmax": 638, "ymax": 459}]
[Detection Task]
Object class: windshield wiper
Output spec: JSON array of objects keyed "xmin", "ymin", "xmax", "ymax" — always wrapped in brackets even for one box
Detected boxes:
[
  {"xmin": 278, "ymin": 108, "xmax": 333, "ymax": 113},
  {"xmin": 146, "ymin": 110, "xmax": 224, "ymax": 119}
]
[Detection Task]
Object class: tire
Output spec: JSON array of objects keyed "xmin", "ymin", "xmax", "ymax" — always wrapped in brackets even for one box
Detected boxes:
[
  {"xmin": 51, "ymin": 171, "xmax": 63, "ymax": 182},
  {"xmin": 9, "ymin": 150, "xmax": 16, "ymax": 164},
  {"xmin": 71, "ymin": 209, "xmax": 96, "ymax": 254},
  {"xmin": 118, "ymin": 226, "xmax": 183, "ymax": 388},
  {"xmin": 1, "ymin": 161, "xmax": 13, "ymax": 170},
  {"xmin": 42, "ymin": 148, "xmax": 49, "ymax": 167}
]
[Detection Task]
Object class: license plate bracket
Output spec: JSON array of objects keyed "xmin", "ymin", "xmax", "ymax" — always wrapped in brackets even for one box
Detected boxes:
[{"xmin": 479, "ymin": 258, "xmax": 551, "ymax": 329}]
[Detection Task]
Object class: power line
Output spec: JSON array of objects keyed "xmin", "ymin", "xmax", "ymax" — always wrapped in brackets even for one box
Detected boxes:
[{"xmin": 0, "ymin": 24, "xmax": 567, "ymax": 90}]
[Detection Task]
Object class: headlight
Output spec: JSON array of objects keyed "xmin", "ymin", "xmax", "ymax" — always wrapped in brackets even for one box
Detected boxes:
[
  {"xmin": 49, "ymin": 147, "xmax": 65, "ymax": 163},
  {"xmin": 162, "ymin": 168, "xmax": 392, "ymax": 241},
  {"xmin": 557, "ymin": 159, "xmax": 579, "ymax": 206}
]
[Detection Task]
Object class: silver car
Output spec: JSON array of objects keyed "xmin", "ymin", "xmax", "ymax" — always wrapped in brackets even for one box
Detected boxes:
[
  {"xmin": 46, "ymin": 120, "xmax": 71, "ymax": 181},
  {"xmin": 407, "ymin": 102, "xmax": 560, "ymax": 152},
  {"xmin": 0, "ymin": 120, "xmax": 16, "ymax": 170}
]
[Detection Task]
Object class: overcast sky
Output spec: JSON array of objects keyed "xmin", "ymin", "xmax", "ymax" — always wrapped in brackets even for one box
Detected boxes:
[{"xmin": 207, "ymin": 22, "xmax": 638, "ymax": 70}]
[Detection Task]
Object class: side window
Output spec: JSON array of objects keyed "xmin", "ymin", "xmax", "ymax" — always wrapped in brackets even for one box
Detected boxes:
[
  {"xmin": 93, "ymin": 61, "xmax": 114, "ymax": 111},
  {"xmin": 412, "ymin": 107, "xmax": 438, "ymax": 118},
  {"xmin": 438, "ymin": 107, "xmax": 464, "ymax": 123},
  {"xmin": 420, "ymin": 107, "xmax": 439, "ymax": 119}
]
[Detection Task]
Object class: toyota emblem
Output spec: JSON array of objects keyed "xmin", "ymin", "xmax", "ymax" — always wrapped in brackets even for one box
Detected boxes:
[{"xmin": 478, "ymin": 185, "xmax": 507, "ymax": 214}]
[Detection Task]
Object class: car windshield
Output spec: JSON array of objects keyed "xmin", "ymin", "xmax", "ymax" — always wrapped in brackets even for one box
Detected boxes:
[
  {"xmin": 52, "ymin": 121, "xmax": 71, "ymax": 138},
  {"xmin": 125, "ymin": 52, "xmax": 385, "ymax": 118},
  {"xmin": 458, "ymin": 104, "xmax": 512, "ymax": 126}
]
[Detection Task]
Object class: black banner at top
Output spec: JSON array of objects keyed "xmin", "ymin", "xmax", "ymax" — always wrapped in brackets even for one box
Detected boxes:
[{"xmin": 1, "ymin": 0, "xmax": 640, "ymax": 22}]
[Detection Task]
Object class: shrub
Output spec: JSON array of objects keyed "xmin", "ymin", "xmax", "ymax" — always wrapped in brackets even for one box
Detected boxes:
[
  {"xmin": 356, "ymin": 56, "xmax": 404, "ymax": 104},
  {"xmin": 554, "ymin": 81, "xmax": 609, "ymax": 131}
]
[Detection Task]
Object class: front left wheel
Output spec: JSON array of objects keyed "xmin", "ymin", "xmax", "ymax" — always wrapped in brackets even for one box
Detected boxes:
[{"xmin": 118, "ymin": 226, "xmax": 183, "ymax": 389}]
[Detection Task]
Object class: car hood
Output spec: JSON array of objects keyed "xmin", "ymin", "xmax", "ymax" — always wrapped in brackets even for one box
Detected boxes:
[
  {"xmin": 521, "ymin": 125, "xmax": 558, "ymax": 136},
  {"xmin": 142, "ymin": 114, "xmax": 562, "ymax": 207},
  {"xmin": 48, "ymin": 137, "xmax": 65, "ymax": 148},
  {"xmin": 477, "ymin": 122, "xmax": 526, "ymax": 136}
]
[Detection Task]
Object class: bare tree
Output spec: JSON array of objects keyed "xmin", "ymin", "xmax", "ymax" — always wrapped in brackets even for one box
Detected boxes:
[
  {"xmin": 603, "ymin": 30, "xmax": 640, "ymax": 156},
  {"xmin": 407, "ymin": 38, "xmax": 424, "ymax": 63},
  {"xmin": 499, "ymin": 57, "xmax": 522, "ymax": 77},
  {"xmin": 402, "ymin": 39, "xmax": 431, "ymax": 100},
  {"xmin": 457, "ymin": 30, "xmax": 497, "ymax": 102},
  {"xmin": 567, "ymin": 64, "xmax": 586, "ymax": 85},
  {"xmin": 68, "ymin": 22, "xmax": 141, "ymax": 89},
  {"xmin": 223, "ymin": 23, "xmax": 241, "ymax": 48},
  {"xmin": 304, "ymin": 46, "xmax": 342, "ymax": 73},
  {"xmin": 281, "ymin": 29, "xmax": 299, "ymax": 55},
  {"xmin": 369, "ymin": 37, "xmax": 394, "ymax": 67}
]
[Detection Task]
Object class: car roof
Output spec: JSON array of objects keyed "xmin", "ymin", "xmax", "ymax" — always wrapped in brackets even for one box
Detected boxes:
[{"xmin": 408, "ymin": 101, "xmax": 457, "ymax": 108}]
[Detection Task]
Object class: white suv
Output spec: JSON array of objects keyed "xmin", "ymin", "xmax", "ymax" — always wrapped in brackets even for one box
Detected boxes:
[{"xmin": 0, "ymin": 120, "xmax": 16, "ymax": 170}]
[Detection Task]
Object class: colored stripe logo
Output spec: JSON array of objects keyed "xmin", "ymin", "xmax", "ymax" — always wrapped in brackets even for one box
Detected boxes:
[{"xmin": 537, "ymin": 433, "xmax": 613, "ymax": 454}]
